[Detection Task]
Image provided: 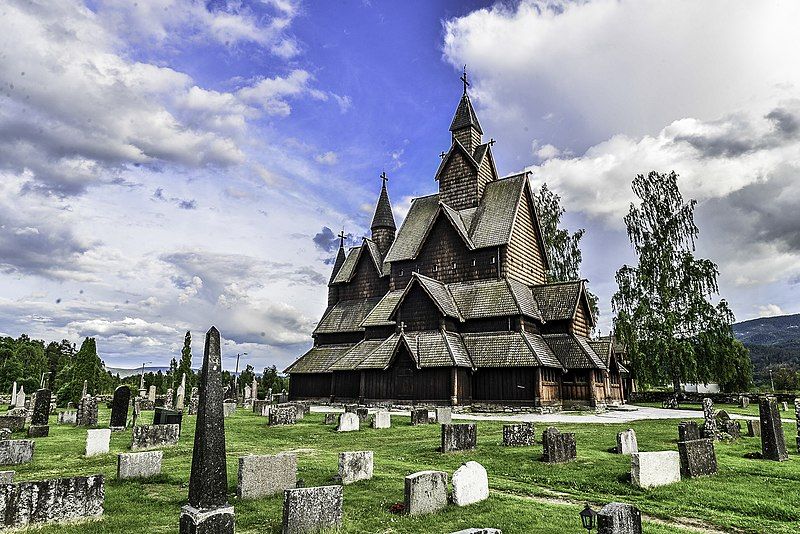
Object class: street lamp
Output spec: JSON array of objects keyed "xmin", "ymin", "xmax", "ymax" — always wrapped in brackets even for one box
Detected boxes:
[
  {"xmin": 140, "ymin": 361, "xmax": 152, "ymax": 392},
  {"xmin": 579, "ymin": 503, "xmax": 597, "ymax": 533}
]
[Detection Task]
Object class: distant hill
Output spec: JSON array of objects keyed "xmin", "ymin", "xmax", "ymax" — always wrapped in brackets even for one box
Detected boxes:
[
  {"xmin": 106, "ymin": 366, "xmax": 172, "ymax": 378},
  {"xmin": 733, "ymin": 313, "xmax": 800, "ymax": 383}
]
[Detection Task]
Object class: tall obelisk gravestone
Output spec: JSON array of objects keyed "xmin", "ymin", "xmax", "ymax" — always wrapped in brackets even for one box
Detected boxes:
[{"xmin": 180, "ymin": 326, "xmax": 234, "ymax": 533}]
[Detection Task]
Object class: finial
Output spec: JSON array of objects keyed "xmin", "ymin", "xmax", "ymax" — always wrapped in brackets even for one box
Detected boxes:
[
  {"xmin": 488, "ymin": 138, "xmax": 496, "ymax": 146},
  {"xmin": 337, "ymin": 229, "xmax": 346, "ymax": 248},
  {"xmin": 380, "ymin": 171, "xmax": 388, "ymax": 186},
  {"xmin": 460, "ymin": 65, "xmax": 469, "ymax": 95},
  {"xmin": 399, "ymin": 321, "xmax": 405, "ymax": 333},
  {"xmin": 439, "ymin": 151, "xmax": 447, "ymax": 159}
]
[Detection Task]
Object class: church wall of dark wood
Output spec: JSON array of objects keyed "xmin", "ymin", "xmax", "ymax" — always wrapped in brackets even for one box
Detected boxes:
[
  {"xmin": 439, "ymin": 150, "xmax": 479, "ymax": 210},
  {"xmin": 573, "ymin": 297, "xmax": 592, "ymax": 337},
  {"xmin": 395, "ymin": 284, "xmax": 442, "ymax": 331},
  {"xmin": 460, "ymin": 317, "xmax": 514, "ymax": 333},
  {"xmin": 472, "ymin": 367, "xmax": 537, "ymax": 401},
  {"xmin": 520, "ymin": 317, "xmax": 541, "ymax": 334},
  {"xmin": 389, "ymin": 217, "xmax": 500, "ymax": 291},
  {"xmin": 561, "ymin": 370, "xmax": 592, "ymax": 401},
  {"xmin": 289, "ymin": 373, "xmax": 331, "ymax": 399},
  {"xmin": 476, "ymin": 153, "xmax": 494, "ymax": 202},
  {"xmin": 332, "ymin": 371, "xmax": 360, "ymax": 399},
  {"xmin": 504, "ymin": 186, "xmax": 547, "ymax": 286},
  {"xmin": 336, "ymin": 252, "xmax": 389, "ymax": 301}
]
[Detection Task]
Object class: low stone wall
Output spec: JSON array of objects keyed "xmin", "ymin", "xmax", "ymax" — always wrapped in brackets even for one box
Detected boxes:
[{"xmin": 630, "ymin": 391, "xmax": 788, "ymax": 404}]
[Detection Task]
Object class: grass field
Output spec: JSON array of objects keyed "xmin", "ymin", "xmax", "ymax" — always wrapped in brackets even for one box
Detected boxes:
[
  {"xmin": 8, "ymin": 406, "xmax": 800, "ymax": 533},
  {"xmin": 633, "ymin": 401, "xmax": 769, "ymax": 418}
]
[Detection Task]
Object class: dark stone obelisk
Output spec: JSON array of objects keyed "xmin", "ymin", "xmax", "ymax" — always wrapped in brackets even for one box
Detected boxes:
[
  {"xmin": 110, "ymin": 385, "xmax": 131, "ymax": 430},
  {"xmin": 180, "ymin": 326, "xmax": 234, "ymax": 533},
  {"xmin": 27, "ymin": 388, "xmax": 51, "ymax": 437},
  {"xmin": 759, "ymin": 396, "xmax": 788, "ymax": 461}
]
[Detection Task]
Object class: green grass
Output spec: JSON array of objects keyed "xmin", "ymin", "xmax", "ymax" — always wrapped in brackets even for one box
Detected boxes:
[
  {"xmin": 633, "ymin": 401, "xmax": 767, "ymax": 418},
  {"xmin": 8, "ymin": 406, "xmax": 800, "ymax": 533}
]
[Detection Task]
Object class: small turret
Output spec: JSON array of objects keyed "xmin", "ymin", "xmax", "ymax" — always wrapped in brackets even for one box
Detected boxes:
[
  {"xmin": 370, "ymin": 173, "xmax": 396, "ymax": 257},
  {"xmin": 327, "ymin": 230, "xmax": 347, "ymax": 306},
  {"xmin": 449, "ymin": 66, "xmax": 483, "ymax": 153}
]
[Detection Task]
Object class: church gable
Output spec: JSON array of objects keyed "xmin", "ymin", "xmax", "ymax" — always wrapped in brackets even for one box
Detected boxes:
[
  {"xmin": 335, "ymin": 244, "xmax": 389, "ymax": 301},
  {"xmin": 438, "ymin": 147, "xmax": 479, "ymax": 210},
  {"xmin": 394, "ymin": 282, "xmax": 445, "ymax": 332},
  {"xmin": 504, "ymin": 181, "xmax": 548, "ymax": 285}
]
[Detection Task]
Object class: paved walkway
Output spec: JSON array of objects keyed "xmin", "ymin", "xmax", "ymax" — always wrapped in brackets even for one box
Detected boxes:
[{"xmin": 311, "ymin": 404, "xmax": 766, "ymax": 424}]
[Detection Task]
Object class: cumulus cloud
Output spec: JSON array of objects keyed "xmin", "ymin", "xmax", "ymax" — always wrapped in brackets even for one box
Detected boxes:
[
  {"xmin": 315, "ymin": 151, "xmax": 339, "ymax": 165},
  {"xmin": 757, "ymin": 304, "xmax": 786, "ymax": 318}
]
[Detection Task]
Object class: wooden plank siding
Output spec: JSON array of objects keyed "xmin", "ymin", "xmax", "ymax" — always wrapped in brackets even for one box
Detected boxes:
[
  {"xmin": 331, "ymin": 371, "xmax": 360, "ymax": 400},
  {"xmin": 439, "ymin": 150, "xmax": 480, "ymax": 210},
  {"xmin": 503, "ymin": 185, "xmax": 547, "ymax": 286},
  {"xmin": 395, "ymin": 284, "xmax": 443, "ymax": 331},
  {"xmin": 336, "ymin": 252, "xmax": 389, "ymax": 301},
  {"xmin": 472, "ymin": 368, "xmax": 538, "ymax": 402},
  {"xmin": 572, "ymin": 296, "xmax": 593, "ymax": 337},
  {"xmin": 289, "ymin": 373, "xmax": 331, "ymax": 400}
]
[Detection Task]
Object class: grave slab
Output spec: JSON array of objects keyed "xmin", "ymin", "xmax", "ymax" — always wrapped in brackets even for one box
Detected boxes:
[
  {"xmin": 630, "ymin": 451, "xmax": 681, "ymax": 488},
  {"xmin": 452, "ymin": 461, "xmax": 489, "ymax": 507},
  {"xmin": 237, "ymin": 453, "xmax": 297, "ymax": 499},
  {"xmin": 338, "ymin": 451, "xmax": 373, "ymax": 485},
  {"xmin": 502, "ymin": 423, "xmax": 535, "ymax": 447},
  {"xmin": 85, "ymin": 429, "xmax": 111, "ymax": 457},
  {"xmin": 337, "ymin": 412, "xmax": 359, "ymax": 432},
  {"xmin": 281, "ymin": 485, "xmax": 343, "ymax": 534},
  {"xmin": 597, "ymin": 502, "xmax": 642, "ymax": 534},
  {"xmin": 441, "ymin": 423, "xmax": 477, "ymax": 453},
  {"xmin": 117, "ymin": 451, "xmax": 163, "ymax": 479}
]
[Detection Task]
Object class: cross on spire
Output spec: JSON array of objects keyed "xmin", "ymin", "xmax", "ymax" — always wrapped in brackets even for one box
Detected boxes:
[
  {"xmin": 399, "ymin": 321, "xmax": 406, "ymax": 333},
  {"xmin": 380, "ymin": 171, "xmax": 388, "ymax": 186},
  {"xmin": 460, "ymin": 65, "xmax": 469, "ymax": 95},
  {"xmin": 337, "ymin": 229, "xmax": 346, "ymax": 248}
]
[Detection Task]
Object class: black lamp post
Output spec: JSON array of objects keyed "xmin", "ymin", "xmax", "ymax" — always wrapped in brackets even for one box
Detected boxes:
[{"xmin": 580, "ymin": 502, "xmax": 597, "ymax": 532}]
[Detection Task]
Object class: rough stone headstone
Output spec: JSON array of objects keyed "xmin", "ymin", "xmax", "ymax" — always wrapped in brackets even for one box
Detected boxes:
[
  {"xmin": 747, "ymin": 419, "xmax": 761, "ymax": 437},
  {"xmin": 0, "ymin": 416, "xmax": 24, "ymax": 433},
  {"xmin": 281, "ymin": 485, "xmax": 343, "ymax": 534},
  {"xmin": 253, "ymin": 400, "xmax": 270, "ymax": 415},
  {"xmin": 702, "ymin": 398, "xmax": 716, "ymax": 439},
  {"xmin": 269, "ymin": 407, "xmax": 297, "ymax": 426},
  {"xmin": 9, "ymin": 382, "xmax": 16, "ymax": 407},
  {"xmin": 57, "ymin": 411, "xmax": 76, "ymax": 425},
  {"xmin": 110, "ymin": 385, "xmax": 131, "ymax": 430},
  {"xmin": 436, "ymin": 407, "xmax": 452, "ymax": 424},
  {"xmin": 616, "ymin": 429, "xmax": 638, "ymax": 455},
  {"xmin": 410, "ymin": 408, "xmax": 429, "ymax": 425},
  {"xmin": 153, "ymin": 407, "xmax": 183, "ymax": 426},
  {"xmin": 148, "ymin": 385, "xmax": 156, "ymax": 403},
  {"xmin": 85, "ymin": 428, "xmax": 111, "ymax": 457},
  {"xmin": 452, "ymin": 461, "xmax": 489, "ymax": 507},
  {"xmin": 722, "ymin": 420, "xmax": 741, "ymax": 439},
  {"xmin": 81, "ymin": 380, "xmax": 88, "ymax": 399},
  {"xmin": 372, "ymin": 411, "xmax": 391, "ymax": 429},
  {"xmin": 131, "ymin": 424, "xmax": 180, "ymax": 450},
  {"xmin": 14, "ymin": 386, "xmax": 24, "ymax": 409},
  {"xmin": 164, "ymin": 388, "xmax": 175, "ymax": 410},
  {"xmin": 323, "ymin": 413, "xmax": 337, "ymax": 425},
  {"xmin": 337, "ymin": 412, "xmax": 359, "ymax": 432},
  {"xmin": 187, "ymin": 388, "xmax": 199, "ymax": 415},
  {"xmin": 678, "ymin": 421, "xmax": 701, "ymax": 442},
  {"xmin": 541, "ymin": 427, "xmax": 577, "ymax": 463},
  {"xmin": 27, "ymin": 425, "xmax": 49, "ymax": 438},
  {"xmin": 251, "ymin": 378, "xmax": 258, "ymax": 401},
  {"xmin": 243, "ymin": 386, "xmax": 251, "ymax": 403},
  {"xmin": 0, "ymin": 440, "xmax": 34, "ymax": 465},
  {"xmin": 630, "ymin": 451, "xmax": 681, "ymax": 488},
  {"xmin": 441, "ymin": 423, "xmax": 477, "ymax": 453},
  {"xmin": 715, "ymin": 409, "xmax": 731, "ymax": 423},
  {"xmin": 502, "ymin": 423, "xmax": 535, "ymax": 447},
  {"xmin": 237, "ymin": 453, "xmax": 297, "ymax": 499},
  {"xmin": 597, "ymin": 502, "xmax": 642, "ymax": 534},
  {"xmin": 678, "ymin": 438, "xmax": 717, "ymax": 478},
  {"xmin": 344, "ymin": 404, "xmax": 358, "ymax": 414},
  {"xmin": 117, "ymin": 450, "xmax": 163, "ymax": 479},
  {"xmin": 338, "ymin": 451, "xmax": 373, "ymax": 485},
  {"xmin": 180, "ymin": 327, "xmax": 234, "ymax": 534},
  {"xmin": 356, "ymin": 407, "xmax": 370, "ymax": 425},
  {"xmin": 175, "ymin": 374, "xmax": 187, "ymax": 412},
  {"xmin": 30, "ymin": 388, "xmax": 50, "ymax": 426},
  {"xmin": 0, "ymin": 471, "xmax": 12, "ymax": 484},
  {"xmin": 405, "ymin": 470, "xmax": 448, "ymax": 516},
  {"xmin": 76, "ymin": 396, "xmax": 98, "ymax": 427},
  {"xmin": 0, "ymin": 474, "xmax": 104, "ymax": 528},
  {"xmin": 759, "ymin": 396, "xmax": 788, "ymax": 461},
  {"xmin": 739, "ymin": 396, "xmax": 750, "ymax": 409},
  {"xmin": 223, "ymin": 402, "xmax": 236, "ymax": 418}
]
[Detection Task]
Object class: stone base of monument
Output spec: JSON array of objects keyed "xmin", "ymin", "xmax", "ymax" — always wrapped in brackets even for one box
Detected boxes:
[
  {"xmin": 179, "ymin": 504, "xmax": 234, "ymax": 534},
  {"xmin": 110, "ymin": 426, "xmax": 126, "ymax": 433},
  {"xmin": 26, "ymin": 425, "xmax": 49, "ymax": 438}
]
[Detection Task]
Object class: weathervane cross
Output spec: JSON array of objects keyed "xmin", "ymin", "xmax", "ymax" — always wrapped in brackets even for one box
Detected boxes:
[
  {"xmin": 338, "ymin": 229, "xmax": 346, "ymax": 247},
  {"xmin": 460, "ymin": 65, "xmax": 469, "ymax": 94},
  {"xmin": 380, "ymin": 171, "xmax": 388, "ymax": 185}
]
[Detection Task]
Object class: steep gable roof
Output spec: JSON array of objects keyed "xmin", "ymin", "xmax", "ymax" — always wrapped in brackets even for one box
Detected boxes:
[
  {"xmin": 434, "ymin": 138, "xmax": 479, "ymax": 182},
  {"xmin": 328, "ymin": 245, "xmax": 346, "ymax": 285},
  {"xmin": 283, "ymin": 343, "xmax": 356, "ymax": 374},
  {"xmin": 331, "ymin": 238, "xmax": 387, "ymax": 284},
  {"xmin": 463, "ymin": 331, "xmax": 562, "ymax": 368},
  {"xmin": 391, "ymin": 273, "xmax": 462, "ymax": 321},
  {"xmin": 384, "ymin": 194, "xmax": 439, "ymax": 262},
  {"xmin": 371, "ymin": 181, "xmax": 396, "ymax": 230},
  {"xmin": 361, "ymin": 289, "xmax": 404, "ymax": 327},
  {"xmin": 469, "ymin": 173, "xmax": 527, "ymax": 249},
  {"xmin": 542, "ymin": 333, "xmax": 607, "ymax": 370},
  {"xmin": 450, "ymin": 92, "xmax": 483, "ymax": 134},
  {"xmin": 313, "ymin": 296, "xmax": 382, "ymax": 335},
  {"xmin": 531, "ymin": 280, "xmax": 589, "ymax": 323}
]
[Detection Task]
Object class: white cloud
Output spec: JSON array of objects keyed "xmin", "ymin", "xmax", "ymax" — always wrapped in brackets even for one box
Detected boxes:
[
  {"xmin": 757, "ymin": 304, "xmax": 786, "ymax": 318},
  {"xmin": 314, "ymin": 151, "xmax": 339, "ymax": 165},
  {"xmin": 237, "ymin": 70, "xmax": 328, "ymax": 117}
]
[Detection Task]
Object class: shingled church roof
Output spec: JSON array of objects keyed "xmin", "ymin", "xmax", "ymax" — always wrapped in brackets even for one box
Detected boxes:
[
  {"xmin": 542, "ymin": 333, "xmax": 607, "ymax": 370},
  {"xmin": 371, "ymin": 180, "xmax": 396, "ymax": 230},
  {"xmin": 450, "ymin": 92, "xmax": 483, "ymax": 134}
]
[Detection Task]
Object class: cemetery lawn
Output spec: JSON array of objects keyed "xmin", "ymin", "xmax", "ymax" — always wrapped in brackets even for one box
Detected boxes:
[
  {"xmin": 12, "ymin": 407, "xmax": 800, "ymax": 534},
  {"xmin": 635, "ymin": 401, "xmax": 763, "ymax": 418}
]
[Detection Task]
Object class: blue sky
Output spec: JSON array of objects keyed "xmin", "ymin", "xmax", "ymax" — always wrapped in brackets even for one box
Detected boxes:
[{"xmin": 2, "ymin": 0, "xmax": 800, "ymax": 371}]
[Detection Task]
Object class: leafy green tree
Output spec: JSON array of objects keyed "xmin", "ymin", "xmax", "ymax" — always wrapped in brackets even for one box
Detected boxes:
[
  {"xmin": 612, "ymin": 171, "xmax": 752, "ymax": 393},
  {"xmin": 260, "ymin": 365, "xmax": 289, "ymax": 394},
  {"xmin": 168, "ymin": 357, "xmax": 178, "ymax": 389},
  {"xmin": 771, "ymin": 367, "xmax": 798, "ymax": 392},
  {"xmin": 55, "ymin": 337, "xmax": 109, "ymax": 405},
  {"xmin": 239, "ymin": 364, "xmax": 255, "ymax": 397},
  {"xmin": 177, "ymin": 331, "xmax": 195, "ymax": 389},
  {"xmin": 533, "ymin": 182, "xmax": 599, "ymax": 320}
]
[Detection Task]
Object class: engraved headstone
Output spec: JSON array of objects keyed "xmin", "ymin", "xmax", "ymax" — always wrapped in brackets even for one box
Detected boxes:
[
  {"xmin": 441, "ymin": 423, "xmax": 477, "ymax": 453},
  {"xmin": 746, "ymin": 419, "xmax": 761, "ymax": 437},
  {"xmin": 76, "ymin": 396, "xmax": 98, "ymax": 427},
  {"xmin": 630, "ymin": 451, "xmax": 681, "ymax": 488},
  {"xmin": 153, "ymin": 407, "xmax": 182, "ymax": 426},
  {"xmin": 148, "ymin": 385, "xmax": 156, "ymax": 403},
  {"xmin": 0, "ymin": 417, "xmax": 24, "ymax": 433},
  {"xmin": 597, "ymin": 502, "xmax": 642, "ymax": 534},
  {"xmin": 269, "ymin": 407, "xmax": 297, "ymax": 426},
  {"xmin": 356, "ymin": 407, "xmax": 369, "ymax": 425},
  {"xmin": 81, "ymin": 380, "xmax": 88, "ymax": 399},
  {"xmin": 372, "ymin": 411, "xmax": 391, "ymax": 429},
  {"xmin": 410, "ymin": 408, "xmax": 429, "ymax": 425},
  {"xmin": 14, "ymin": 386, "xmax": 24, "ymax": 410},
  {"xmin": 85, "ymin": 429, "xmax": 111, "ymax": 457},
  {"xmin": 131, "ymin": 424, "xmax": 180, "ymax": 450},
  {"xmin": 541, "ymin": 427, "xmax": 577, "ymax": 463},
  {"xmin": 0, "ymin": 440, "xmax": 34, "ymax": 465},
  {"xmin": 436, "ymin": 407, "xmax": 452, "ymax": 424},
  {"xmin": 180, "ymin": 327, "xmax": 234, "ymax": 533},
  {"xmin": 678, "ymin": 421, "xmax": 701, "ymax": 442},
  {"xmin": 702, "ymin": 398, "xmax": 716, "ymax": 438},
  {"xmin": 57, "ymin": 411, "xmax": 76, "ymax": 425},
  {"xmin": 337, "ymin": 412, "xmax": 359, "ymax": 432},
  {"xmin": 502, "ymin": 423, "xmax": 535, "ymax": 447},
  {"xmin": 0, "ymin": 475, "xmax": 104, "ymax": 528},
  {"xmin": 677, "ymin": 438, "xmax": 717, "ymax": 478},
  {"xmin": 117, "ymin": 451, "xmax": 163, "ymax": 479},
  {"xmin": 759, "ymin": 396, "xmax": 788, "ymax": 461},
  {"xmin": 223, "ymin": 402, "xmax": 236, "ymax": 418},
  {"xmin": 338, "ymin": 451, "xmax": 373, "ymax": 485},
  {"xmin": 237, "ymin": 453, "xmax": 297, "ymax": 499},
  {"xmin": 176, "ymin": 374, "xmax": 186, "ymax": 412},
  {"xmin": 281, "ymin": 485, "xmax": 343, "ymax": 534},
  {"xmin": 28, "ymin": 388, "xmax": 50, "ymax": 438},
  {"xmin": 739, "ymin": 396, "xmax": 749, "ymax": 409},
  {"xmin": 164, "ymin": 388, "xmax": 174, "ymax": 410},
  {"xmin": 110, "ymin": 385, "xmax": 131, "ymax": 430},
  {"xmin": 9, "ymin": 382, "xmax": 16, "ymax": 407},
  {"xmin": 451, "ymin": 461, "xmax": 489, "ymax": 507},
  {"xmin": 616, "ymin": 429, "xmax": 638, "ymax": 455},
  {"xmin": 404, "ymin": 470, "xmax": 448, "ymax": 516}
]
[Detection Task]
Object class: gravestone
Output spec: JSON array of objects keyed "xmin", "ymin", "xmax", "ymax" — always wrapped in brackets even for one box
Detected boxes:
[
  {"xmin": 677, "ymin": 438, "xmax": 717, "ymax": 478},
  {"xmin": 405, "ymin": 470, "xmax": 448, "ymax": 516},
  {"xmin": 253, "ymin": 400, "xmax": 270, "ymax": 415},
  {"xmin": 372, "ymin": 411, "xmax": 391, "ymax": 429},
  {"xmin": 180, "ymin": 327, "xmax": 234, "ymax": 534},
  {"xmin": 782, "ymin": 401, "xmax": 789, "ymax": 411},
  {"xmin": 356, "ymin": 407, "xmax": 370, "ymax": 425},
  {"xmin": 338, "ymin": 451, "xmax": 373, "ymax": 485},
  {"xmin": 441, "ymin": 423, "xmax": 477, "ymax": 453},
  {"xmin": 0, "ymin": 440, "xmax": 34, "ymax": 465},
  {"xmin": 616, "ymin": 429, "xmax": 638, "ymax": 455},
  {"xmin": 176, "ymin": 374, "xmax": 186, "ymax": 412},
  {"xmin": 14, "ymin": 386, "xmax": 24, "ymax": 409},
  {"xmin": 9, "ymin": 382, "xmax": 16, "ymax": 408},
  {"xmin": 323, "ymin": 413, "xmax": 336, "ymax": 425},
  {"xmin": 58, "ymin": 411, "xmax": 76, "ymax": 425},
  {"xmin": 251, "ymin": 378, "xmax": 258, "ymax": 402},
  {"xmin": 269, "ymin": 407, "xmax": 297, "ymax": 426},
  {"xmin": 344, "ymin": 404, "xmax": 358, "ymax": 414},
  {"xmin": 795, "ymin": 398, "xmax": 800, "ymax": 452},
  {"xmin": 739, "ymin": 396, "xmax": 750, "ymax": 409},
  {"xmin": 630, "ymin": 451, "xmax": 681, "ymax": 488},
  {"xmin": 237, "ymin": 453, "xmax": 297, "ymax": 499},
  {"xmin": 188, "ymin": 388, "xmax": 199, "ymax": 415},
  {"xmin": 759, "ymin": 396, "xmax": 788, "ymax": 461},
  {"xmin": 223, "ymin": 402, "xmax": 236, "ymax": 418},
  {"xmin": 117, "ymin": 451, "xmax": 163, "ymax": 479},
  {"xmin": 81, "ymin": 380, "xmax": 88, "ymax": 399},
  {"xmin": 148, "ymin": 385, "xmax": 156, "ymax": 403},
  {"xmin": 410, "ymin": 408, "xmax": 429, "ymax": 425},
  {"xmin": 722, "ymin": 420, "xmax": 741, "ymax": 439},
  {"xmin": 131, "ymin": 424, "xmax": 180, "ymax": 450},
  {"xmin": 597, "ymin": 502, "xmax": 642, "ymax": 534},
  {"xmin": 153, "ymin": 407, "xmax": 183, "ymax": 426},
  {"xmin": 702, "ymin": 398, "xmax": 716, "ymax": 438},
  {"xmin": 0, "ymin": 475, "xmax": 104, "ymax": 528},
  {"xmin": 243, "ymin": 386, "xmax": 251, "ymax": 404},
  {"xmin": 436, "ymin": 407, "xmax": 452, "ymax": 424},
  {"xmin": 27, "ymin": 425, "xmax": 49, "ymax": 438},
  {"xmin": 281, "ymin": 485, "xmax": 343, "ymax": 534},
  {"xmin": 0, "ymin": 471, "xmax": 12, "ymax": 484},
  {"xmin": 76, "ymin": 396, "xmax": 98, "ymax": 427},
  {"xmin": 337, "ymin": 412, "xmax": 359, "ymax": 432},
  {"xmin": 0, "ymin": 416, "xmax": 24, "ymax": 432},
  {"xmin": 86, "ymin": 429, "xmax": 111, "ymax": 457},
  {"xmin": 452, "ymin": 461, "xmax": 489, "ymax": 507},
  {"xmin": 541, "ymin": 427, "xmax": 577, "ymax": 463},
  {"xmin": 678, "ymin": 421, "xmax": 701, "ymax": 442},
  {"xmin": 502, "ymin": 423, "xmax": 535, "ymax": 447},
  {"xmin": 110, "ymin": 385, "xmax": 131, "ymax": 430},
  {"xmin": 164, "ymin": 388, "xmax": 174, "ymax": 410},
  {"xmin": 30, "ymin": 388, "xmax": 50, "ymax": 427},
  {"xmin": 747, "ymin": 419, "xmax": 761, "ymax": 437}
]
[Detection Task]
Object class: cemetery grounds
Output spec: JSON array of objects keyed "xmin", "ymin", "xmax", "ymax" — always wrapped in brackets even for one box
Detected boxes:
[{"xmin": 11, "ymin": 404, "xmax": 799, "ymax": 533}]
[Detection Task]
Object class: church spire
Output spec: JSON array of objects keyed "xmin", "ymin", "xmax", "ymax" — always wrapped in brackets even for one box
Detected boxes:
[
  {"xmin": 449, "ymin": 66, "xmax": 483, "ymax": 151},
  {"xmin": 370, "ymin": 172, "xmax": 396, "ymax": 256},
  {"xmin": 329, "ymin": 230, "xmax": 347, "ymax": 285}
]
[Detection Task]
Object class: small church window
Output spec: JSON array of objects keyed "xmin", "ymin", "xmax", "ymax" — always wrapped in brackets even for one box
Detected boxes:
[
  {"xmin": 399, "ymin": 269, "xmax": 404, "ymax": 277},
  {"xmin": 491, "ymin": 256, "xmax": 496, "ymax": 264},
  {"xmin": 452, "ymin": 261, "xmax": 457, "ymax": 270},
  {"xmin": 433, "ymin": 264, "xmax": 438, "ymax": 272},
  {"xmin": 471, "ymin": 259, "xmax": 476, "ymax": 267}
]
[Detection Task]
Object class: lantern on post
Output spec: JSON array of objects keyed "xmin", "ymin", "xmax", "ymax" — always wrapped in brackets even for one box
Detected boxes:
[{"xmin": 579, "ymin": 502, "xmax": 597, "ymax": 532}]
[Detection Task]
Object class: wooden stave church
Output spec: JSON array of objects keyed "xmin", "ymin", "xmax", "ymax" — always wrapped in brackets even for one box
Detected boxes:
[{"xmin": 285, "ymin": 80, "xmax": 631, "ymax": 408}]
